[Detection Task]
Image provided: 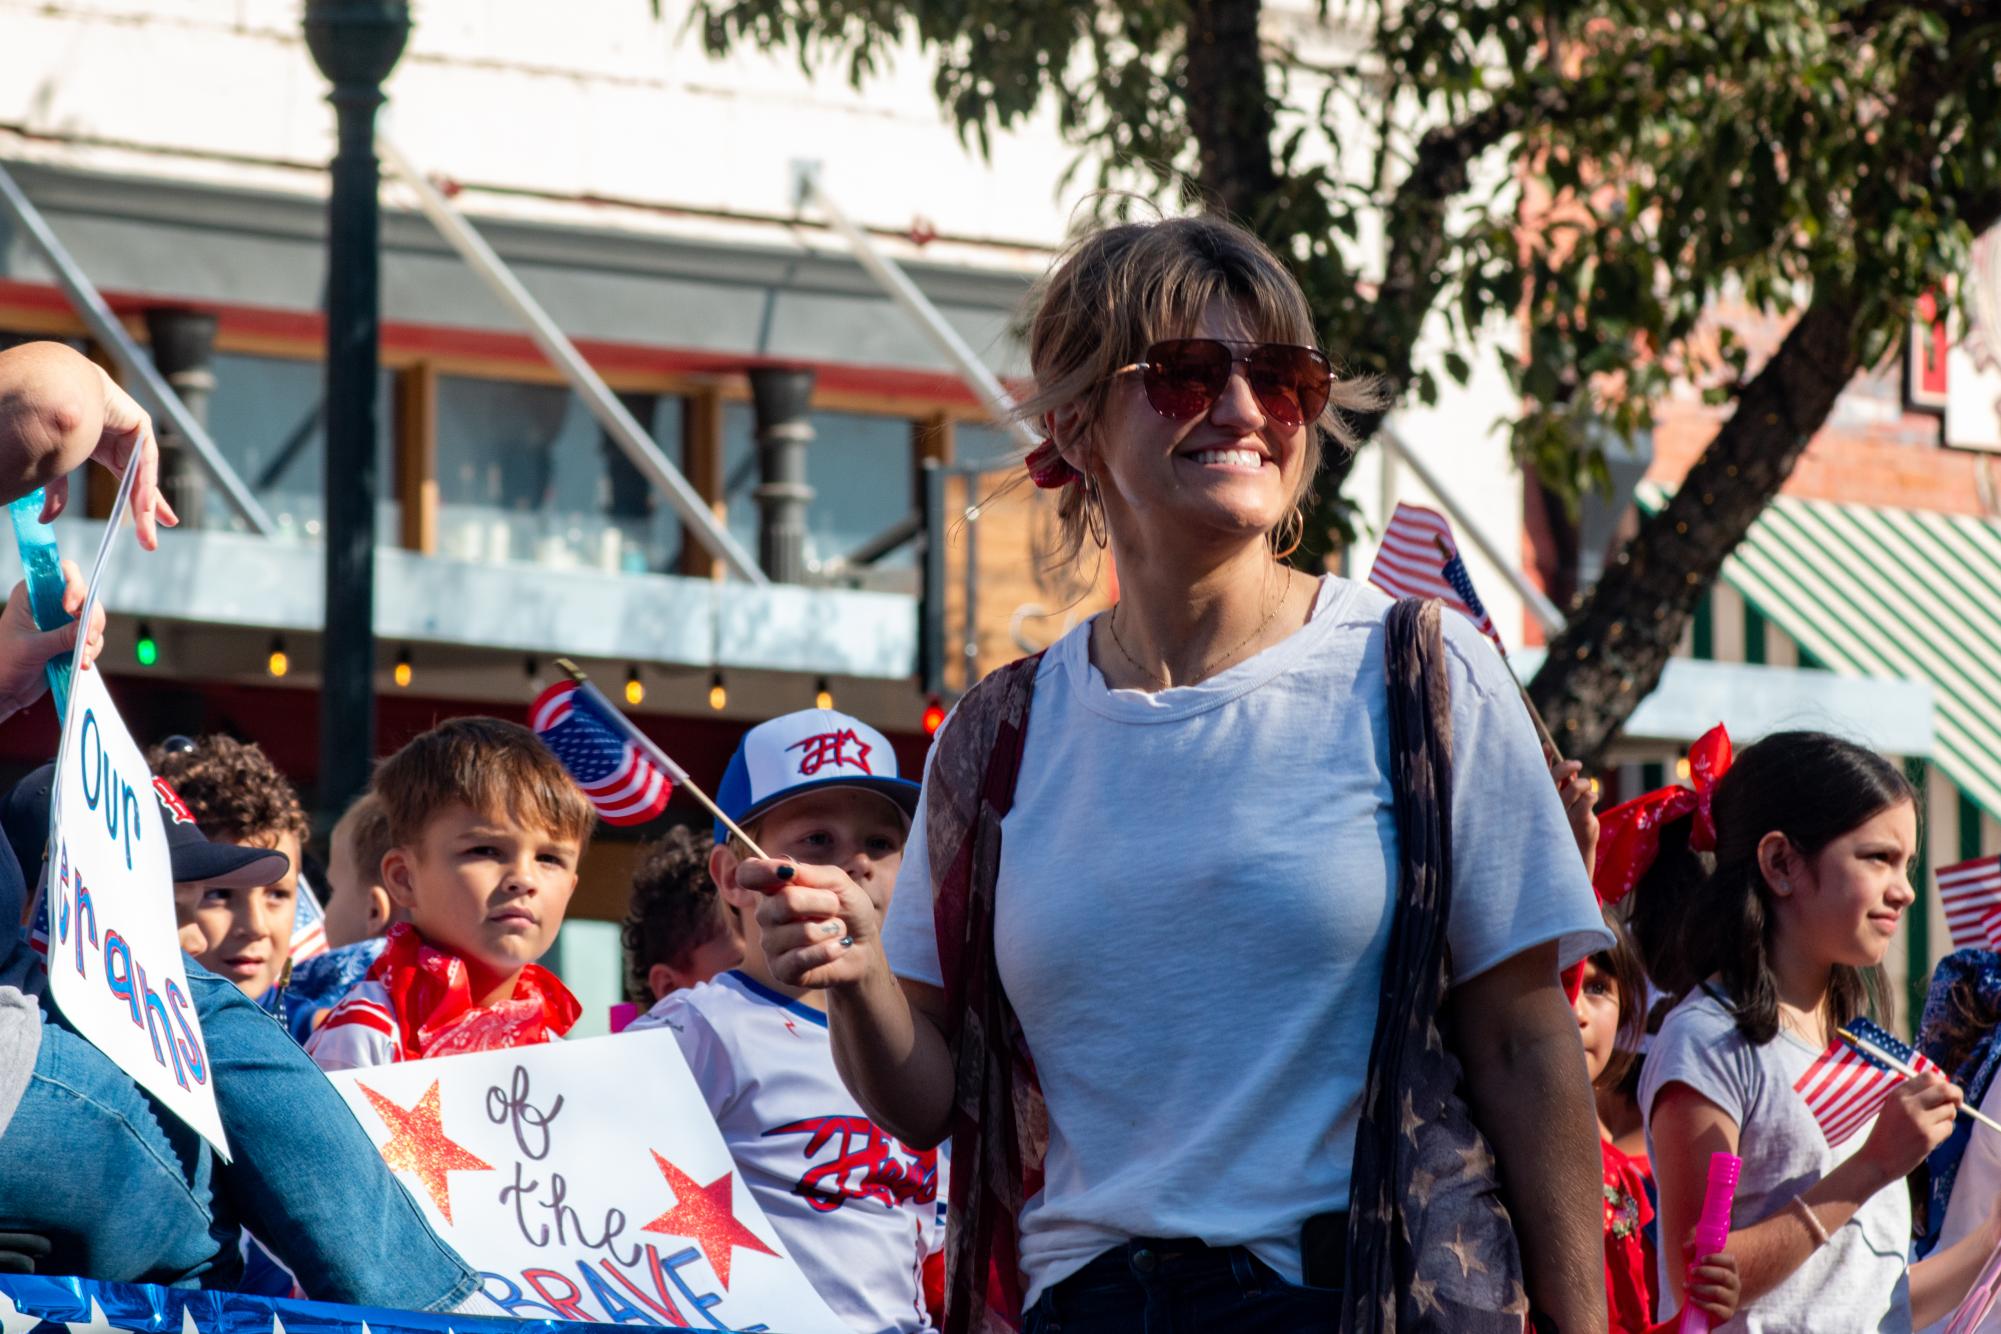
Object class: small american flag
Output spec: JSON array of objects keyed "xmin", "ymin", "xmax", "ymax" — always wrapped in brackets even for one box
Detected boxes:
[
  {"xmin": 289, "ymin": 875, "xmax": 328, "ymax": 962},
  {"xmin": 530, "ymin": 678, "xmax": 683, "ymax": 826},
  {"xmin": 1937, "ymin": 854, "xmax": 2001, "ymax": 952},
  {"xmin": 1367, "ymin": 501, "xmax": 1506, "ymax": 654},
  {"xmin": 1794, "ymin": 1017, "xmax": 1941, "ymax": 1147}
]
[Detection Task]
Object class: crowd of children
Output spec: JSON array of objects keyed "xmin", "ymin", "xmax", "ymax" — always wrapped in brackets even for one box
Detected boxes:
[{"xmin": 4, "ymin": 593, "xmax": 2001, "ymax": 1334}]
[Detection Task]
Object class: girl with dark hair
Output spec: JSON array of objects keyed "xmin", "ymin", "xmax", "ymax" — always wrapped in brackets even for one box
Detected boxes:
[
  {"xmin": 1630, "ymin": 729, "xmax": 2001, "ymax": 1330},
  {"xmin": 1577, "ymin": 919, "xmax": 1740, "ymax": 1333}
]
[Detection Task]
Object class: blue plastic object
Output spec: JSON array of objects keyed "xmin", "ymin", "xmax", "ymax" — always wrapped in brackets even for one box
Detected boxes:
[{"xmin": 7, "ymin": 488, "xmax": 72, "ymax": 722}]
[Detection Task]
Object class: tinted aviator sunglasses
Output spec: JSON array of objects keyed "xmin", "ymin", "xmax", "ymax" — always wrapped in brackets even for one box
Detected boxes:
[{"xmin": 1113, "ymin": 338, "xmax": 1334, "ymax": 429}]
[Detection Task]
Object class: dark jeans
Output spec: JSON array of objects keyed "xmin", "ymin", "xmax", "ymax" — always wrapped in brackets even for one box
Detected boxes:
[{"xmin": 1024, "ymin": 1238, "xmax": 1342, "ymax": 1334}]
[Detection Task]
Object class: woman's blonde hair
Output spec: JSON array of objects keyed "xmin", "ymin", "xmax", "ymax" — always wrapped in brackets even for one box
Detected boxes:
[{"xmin": 1013, "ymin": 214, "xmax": 1386, "ymax": 567}]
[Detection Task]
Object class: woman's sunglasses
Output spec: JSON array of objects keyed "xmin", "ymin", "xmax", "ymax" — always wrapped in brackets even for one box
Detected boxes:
[{"xmin": 1114, "ymin": 338, "xmax": 1334, "ymax": 429}]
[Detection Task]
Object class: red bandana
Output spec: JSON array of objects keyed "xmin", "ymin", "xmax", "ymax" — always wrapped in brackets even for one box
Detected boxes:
[{"xmin": 366, "ymin": 923, "xmax": 581, "ymax": 1061}]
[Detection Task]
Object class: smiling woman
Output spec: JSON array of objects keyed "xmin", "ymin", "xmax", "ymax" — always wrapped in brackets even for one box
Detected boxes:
[{"xmin": 745, "ymin": 213, "xmax": 1617, "ymax": 1334}]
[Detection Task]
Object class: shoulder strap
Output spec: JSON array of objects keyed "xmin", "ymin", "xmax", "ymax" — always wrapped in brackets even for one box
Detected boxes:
[
  {"xmin": 1343, "ymin": 596, "xmax": 1457, "ymax": 1326},
  {"xmin": 926, "ymin": 653, "xmax": 1044, "ymax": 1013}
]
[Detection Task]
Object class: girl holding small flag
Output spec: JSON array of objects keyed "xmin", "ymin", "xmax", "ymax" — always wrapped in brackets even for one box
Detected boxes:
[
  {"xmin": 1627, "ymin": 730, "xmax": 2001, "ymax": 1330},
  {"xmin": 747, "ymin": 214, "xmax": 1613, "ymax": 1332}
]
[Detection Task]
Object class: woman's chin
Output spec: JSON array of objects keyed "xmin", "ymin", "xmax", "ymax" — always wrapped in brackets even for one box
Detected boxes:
[{"xmin": 1154, "ymin": 495, "xmax": 1289, "ymax": 545}]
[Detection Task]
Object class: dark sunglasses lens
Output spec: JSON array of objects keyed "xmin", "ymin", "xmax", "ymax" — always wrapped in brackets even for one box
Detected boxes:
[
  {"xmin": 1246, "ymin": 346, "xmax": 1331, "ymax": 427},
  {"xmin": 1143, "ymin": 340, "xmax": 1231, "ymax": 419}
]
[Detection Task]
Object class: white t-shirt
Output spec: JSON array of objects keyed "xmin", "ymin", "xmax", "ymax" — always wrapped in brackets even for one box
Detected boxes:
[
  {"xmin": 630, "ymin": 972, "xmax": 946, "ymax": 1334},
  {"xmin": 1641, "ymin": 987, "xmax": 1913, "ymax": 1333},
  {"xmin": 879, "ymin": 575, "xmax": 1609, "ymax": 1305}
]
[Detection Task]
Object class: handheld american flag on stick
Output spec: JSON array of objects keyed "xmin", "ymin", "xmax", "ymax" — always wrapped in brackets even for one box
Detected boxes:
[
  {"xmin": 1937, "ymin": 854, "xmax": 2001, "ymax": 952},
  {"xmin": 531, "ymin": 660, "xmax": 768, "ymax": 856},
  {"xmin": 1368, "ymin": 502, "xmax": 1507, "ymax": 654},
  {"xmin": 1794, "ymin": 1019, "xmax": 1943, "ymax": 1146},
  {"xmin": 1367, "ymin": 501, "xmax": 1563, "ymax": 761},
  {"xmin": 1793, "ymin": 1017, "xmax": 2001, "ymax": 1146}
]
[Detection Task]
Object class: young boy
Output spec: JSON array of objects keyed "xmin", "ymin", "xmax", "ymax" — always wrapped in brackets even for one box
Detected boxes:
[
  {"xmin": 286, "ymin": 792, "xmax": 403, "ymax": 1041},
  {"xmin": 307, "ymin": 717, "xmax": 593, "ymax": 1071},
  {"xmin": 630, "ymin": 709, "xmax": 945, "ymax": 1334},
  {"xmin": 323, "ymin": 791, "xmax": 400, "ymax": 950},
  {"xmin": 623, "ymin": 824, "xmax": 742, "ymax": 1004},
  {"xmin": 147, "ymin": 735, "xmax": 311, "ymax": 1008}
]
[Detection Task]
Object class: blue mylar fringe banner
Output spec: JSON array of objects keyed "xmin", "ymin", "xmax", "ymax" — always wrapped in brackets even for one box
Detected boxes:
[{"xmin": 0, "ymin": 1274, "xmax": 606, "ymax": 1334}]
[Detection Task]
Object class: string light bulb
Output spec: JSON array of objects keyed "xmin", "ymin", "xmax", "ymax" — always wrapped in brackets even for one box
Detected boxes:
[
  {"xmin": 708, "ymin": 671, "xmax": 727, "ymax": 711},
  {"xmin": 134, "ymin": 623, "xmax": 158, "ymax": 668},
  {"xmin": 266, "ymin": 637, "xmax": 289, "ymax": 679},
  {"xmin": 922, "ymin": 694, "xmax": 946, "ymax": 736},
  {"xmin": 625, "ymin": 665, "xmax": 645, "ymax": 707},
  {"xmin": 814, "ymin": 676, "xmax": 833, "ymax": 711},
  {"xmin": 393, "ymin": 647, "xmax": 412, "ymax": 689}
]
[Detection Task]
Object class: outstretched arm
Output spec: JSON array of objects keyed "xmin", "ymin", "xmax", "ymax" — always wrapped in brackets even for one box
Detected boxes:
[{"xmin": 743, "ymin": 858, "xmax": 958, "ymax": 1148}]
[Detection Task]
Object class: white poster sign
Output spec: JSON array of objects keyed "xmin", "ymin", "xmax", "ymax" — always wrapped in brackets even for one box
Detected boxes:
[
  {"xmin": 40, "ymin": 462, "xmax": 229, "ymax": 1156},
  {"xmin": 45, "ymin": 659, "xmax": 230, "ymax": 1154},
  {"xmin": 328, "ymin": 1031, "xmax": 848, "ymax": 1333}
]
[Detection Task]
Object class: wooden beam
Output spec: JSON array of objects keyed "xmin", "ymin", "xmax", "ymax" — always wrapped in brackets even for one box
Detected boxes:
[
  {"xmin": 393, "ymin": 362, "xmax": 438, "ymax": 553},
  {"xmin": 680, "ymin": 383, "xmax": 725, "ymax": 579}
]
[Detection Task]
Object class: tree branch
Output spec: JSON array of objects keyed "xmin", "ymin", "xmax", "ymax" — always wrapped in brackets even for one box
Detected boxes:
[{"xmin": 1524, "ymin": 21, "xmax": 2001, "ymax": 766}]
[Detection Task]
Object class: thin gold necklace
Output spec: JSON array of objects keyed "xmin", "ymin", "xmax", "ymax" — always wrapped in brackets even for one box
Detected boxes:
[
  {"xmin": 1107, "ymin": 568, "xmax": 1286, "ymax": 690},
  {"xmin": 1778, "ymin": 1000, "xmax": 1826, "ymax": 1047}
]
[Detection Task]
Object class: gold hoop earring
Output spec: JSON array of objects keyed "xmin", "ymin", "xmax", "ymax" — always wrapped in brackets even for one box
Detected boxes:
[
  {"xmin": 1269, "ymin": 504, "xmax": 1306, "ymax": 561},
  {"xmin": 1083, "ymin": 474, "xmax": 1108, "ymax": 549}
]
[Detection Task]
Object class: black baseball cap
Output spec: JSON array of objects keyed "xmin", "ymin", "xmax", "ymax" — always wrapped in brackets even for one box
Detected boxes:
[{"xmin": 1, "ymin": 761, "xmax": 291, "ymax": 890}]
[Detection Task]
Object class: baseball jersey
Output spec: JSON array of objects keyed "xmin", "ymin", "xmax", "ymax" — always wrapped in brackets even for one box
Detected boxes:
[{"xmin": 631, "ymin": 971, "xmax": 945, "ymax": 1333}]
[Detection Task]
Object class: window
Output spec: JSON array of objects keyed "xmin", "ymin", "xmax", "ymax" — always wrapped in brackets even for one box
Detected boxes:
[
  {"xmin": 205, "ymin": 353, "xmax": 395, "ymax": 537},
  {"xmin": 722, "ymin": 405, "xmax": 915, "ymax": 573},
  {"xmin": 434, "ymin": 377, "xmax": 682, "ymax": 573}
]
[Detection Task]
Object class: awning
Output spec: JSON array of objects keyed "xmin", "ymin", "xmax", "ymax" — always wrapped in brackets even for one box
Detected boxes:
[{"xmin": 1638, "ymin": 483, "xmax": 2001, "ymax": 818}]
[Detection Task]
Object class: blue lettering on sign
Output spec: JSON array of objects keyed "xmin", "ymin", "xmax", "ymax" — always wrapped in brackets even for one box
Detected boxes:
[{"xmin": 77, "ymin": 709, "xmax": 143, "ymax": 871}]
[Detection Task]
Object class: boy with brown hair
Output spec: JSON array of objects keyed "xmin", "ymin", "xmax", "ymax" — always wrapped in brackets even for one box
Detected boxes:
[
  {"xmin": 285, "ymin": 792, "xmax": 405, "ymax": 1041},
  {"xmin": 307, "ymin": 717, "xmax": 594, "ymax": 1070},
  {"xmin": 146, "ymin": 734, "xmax": 310, "ymax": 1008},
  {"xmin": 622, "ymin": 824, "xmax": 742, "ymax": 1004}
]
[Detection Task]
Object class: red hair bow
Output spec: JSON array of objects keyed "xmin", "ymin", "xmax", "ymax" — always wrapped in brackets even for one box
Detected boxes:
[
  {"xmin": 1025, "ymin": 441, "xmax": 1081, "ymax": 490},
  {"xmin": 1590, "ymin": 724, "xmax": 1734, "ymax": 909}
]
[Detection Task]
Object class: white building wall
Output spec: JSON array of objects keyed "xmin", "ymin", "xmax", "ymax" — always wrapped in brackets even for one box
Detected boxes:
[{"xmin": 1, "ymin": 0, "xmax": 1531, "ymax": 591}]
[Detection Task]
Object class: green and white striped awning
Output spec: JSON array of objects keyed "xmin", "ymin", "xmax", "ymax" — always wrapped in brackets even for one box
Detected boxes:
[{"xmin": 1637, "ymin": 483, "xmax": 2001, "ymax": 819}]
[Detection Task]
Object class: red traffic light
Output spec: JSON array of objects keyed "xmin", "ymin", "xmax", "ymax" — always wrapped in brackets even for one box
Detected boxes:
[{"xmin": 921, "ymin": 696, "xmax": 946, "ymax": 735}]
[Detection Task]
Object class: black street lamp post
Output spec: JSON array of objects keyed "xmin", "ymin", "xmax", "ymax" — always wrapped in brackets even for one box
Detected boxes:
[{"xmin": 304, "ymin": 1, "xmax": 409, "ymax": 823}]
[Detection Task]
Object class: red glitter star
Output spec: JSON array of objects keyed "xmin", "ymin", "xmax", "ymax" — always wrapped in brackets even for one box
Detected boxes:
[
  {"xmin": 640, "ymin": 1151, "xmax": 777, "ymax": 1290},
  {"xmin": 359, "ymin": 1080, "xmax": 494, "ymax": 1223}
]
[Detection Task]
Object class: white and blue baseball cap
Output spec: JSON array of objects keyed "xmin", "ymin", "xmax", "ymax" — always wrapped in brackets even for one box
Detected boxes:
[{"xmin": 713, "ymin": 708, "xmax": 921, "ymax": 844}]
